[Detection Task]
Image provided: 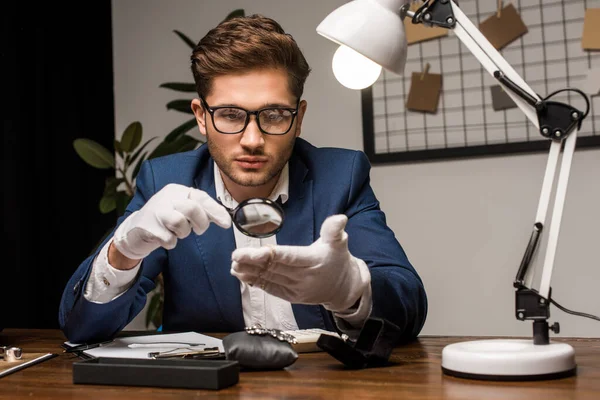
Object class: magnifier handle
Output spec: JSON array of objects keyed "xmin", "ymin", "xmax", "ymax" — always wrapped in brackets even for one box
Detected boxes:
[{"xmin": 224, "ymin": 206, "xmax": 235, "ymax": 217}]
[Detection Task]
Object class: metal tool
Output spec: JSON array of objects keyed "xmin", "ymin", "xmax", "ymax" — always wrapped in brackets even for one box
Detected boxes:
[
  {"xmin": 148, "ymin": 346, "xmax": 224, "ymax": 360},
  {"xmin": 0, "ymin": 346, "xmax": 23, "ymax": 362}
]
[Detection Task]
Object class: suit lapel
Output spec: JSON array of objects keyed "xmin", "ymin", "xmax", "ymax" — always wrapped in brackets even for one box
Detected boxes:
[{"xmin": 193, "ymin": 160, "xmax": 244, "ymax": 330}]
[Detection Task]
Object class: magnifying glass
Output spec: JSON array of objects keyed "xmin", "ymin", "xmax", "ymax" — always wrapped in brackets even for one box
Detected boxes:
[{"xmin": 222, "ymin": 198, "xmax": 284, "ymax": 238}]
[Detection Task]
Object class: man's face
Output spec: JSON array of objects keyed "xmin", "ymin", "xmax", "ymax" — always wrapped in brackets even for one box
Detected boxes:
[{"xmin": 191, "ymin": 68, "xmax": 307, "ymax": 197}]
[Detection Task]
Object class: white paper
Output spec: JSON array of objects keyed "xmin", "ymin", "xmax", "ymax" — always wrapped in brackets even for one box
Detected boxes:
[
  {"xmin": 66, "ymin": 332, "xmax": 223, "ymax": 359},
  {"xmin": 583, "ymin": 67, "xmax": 600, "ymax": 96}
]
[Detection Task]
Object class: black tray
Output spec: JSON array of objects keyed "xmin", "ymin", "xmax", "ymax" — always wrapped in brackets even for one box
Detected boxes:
[{"xmin": 73, "ymin": 357, "xmax": 239, "ymax": 390}]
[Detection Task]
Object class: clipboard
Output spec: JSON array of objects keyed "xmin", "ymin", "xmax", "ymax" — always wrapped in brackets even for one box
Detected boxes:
[{"xmin": 63, "ymin": 331, "xmax": 224, "ymax": 359}]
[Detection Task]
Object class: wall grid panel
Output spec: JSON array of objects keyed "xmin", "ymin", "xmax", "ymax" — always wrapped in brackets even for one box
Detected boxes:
[{"xmin": 362, "ymin": 0, "xmax": 600, "ymax": 163}]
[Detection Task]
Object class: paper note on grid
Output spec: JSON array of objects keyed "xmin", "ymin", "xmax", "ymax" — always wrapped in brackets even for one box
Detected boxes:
[{"xmin": 72, "ymin": 332, "xmax": 223, "ymax": 359}]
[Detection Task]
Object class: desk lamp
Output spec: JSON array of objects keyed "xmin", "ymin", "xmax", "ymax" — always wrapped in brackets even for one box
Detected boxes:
[{"xmin": 317, "ymin": 0, "xmax": 592, "ymax": 380}]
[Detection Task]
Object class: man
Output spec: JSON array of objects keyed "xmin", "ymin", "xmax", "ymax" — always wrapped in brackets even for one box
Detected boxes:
[{"xmin": 59, "ymin": 15, "xmax": 427, "ymax": 344}]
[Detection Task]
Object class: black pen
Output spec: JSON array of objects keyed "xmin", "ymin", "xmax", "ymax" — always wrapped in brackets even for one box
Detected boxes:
[{"xmin": 64, "ymin": 339, "xmax": 113, "ymax": 353}]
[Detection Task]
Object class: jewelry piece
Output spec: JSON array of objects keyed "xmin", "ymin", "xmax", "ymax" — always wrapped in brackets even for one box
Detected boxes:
[
  {"xmin": 245, "ymin": 325, "xmax": 298, "ymax": 345},
  {"xmin": 0, "ymin": 346, "xmax": 23, "ymax": 362}
]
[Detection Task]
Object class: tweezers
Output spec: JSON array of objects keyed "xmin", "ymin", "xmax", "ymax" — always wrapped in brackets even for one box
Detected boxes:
[{"xmin": 148, "ymin": 346, "xmax": 225, "ymax": 360}]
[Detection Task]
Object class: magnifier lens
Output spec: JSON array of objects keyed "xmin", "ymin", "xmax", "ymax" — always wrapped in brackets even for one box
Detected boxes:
[{"xmin": 232, "ymin": 198, "xmax": 284, "ymax": 238}]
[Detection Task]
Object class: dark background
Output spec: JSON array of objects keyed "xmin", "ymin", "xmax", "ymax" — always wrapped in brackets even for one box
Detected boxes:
[{"xmin": 3, "ymin": 2, "xmax": 117, "ymax": 328}]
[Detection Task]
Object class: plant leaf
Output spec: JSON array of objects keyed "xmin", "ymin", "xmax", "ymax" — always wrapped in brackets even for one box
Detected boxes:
[
  {"xmin": 73, "ymin": 138, "xmax": 115, "ymax": 169},
  {"xmin": 116, "ymin": 191, "xmax": 131, "ymax": 217},
  {"xmin": 173, "ymin": 30, "xmax": 196, "ymax": 49},
  {"xmin": 146, "ymin": 292, "xmax": 163, "ymax": 328},
  {"xmin": 124, "ymin": 153, "xmax": 132, "ymax": 169},
  {"xmin": 114, "ymin": 139, "xmax": 124, "ymax": 158},
  {"xmin": 146, "ymin": 142, "xmax": 172, "ymax": 160},
  {"xmin": 223, "ymin": 9, "xmax": 245, "ymax": 22},
  {"xmin": 129, "ymin": 137, "xmax": 157, "ymax": 167},
  {"xmin": 99, "ymin": 193, "xmax": 116, "ymax": 214},
  {"xmin": 159, "ymin": 82, "xmax": 197, "ymax": 93},
  {"xmin": 120, "ymin": 121, "xmax": 143, "ymax": 152},
  {"xmin": 132, "ymin": 152, "xmax": 147, "ymax": 180},
  {"xmin": 166, "ymin": 99, "xmax": 194, "ymax": 114},
  {"xmin": 104, "ymin": 177, "xmax": 126, "ymax": 196},
  {"xmin": 165, "ymin": 118, "xmax": 198, "ymax": 142},
  {"xmin": 152, "ymin": 297, "xmax": 164, "ymax": 329},
  {"xmin": 148, "ymin": 135, "xmax": 199, "ymax": 160}
]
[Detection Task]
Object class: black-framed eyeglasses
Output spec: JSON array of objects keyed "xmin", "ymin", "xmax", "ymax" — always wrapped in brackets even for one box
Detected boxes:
[{"xmin": 200, "ymin": 97, "xmax": 300, "ymax": 135}]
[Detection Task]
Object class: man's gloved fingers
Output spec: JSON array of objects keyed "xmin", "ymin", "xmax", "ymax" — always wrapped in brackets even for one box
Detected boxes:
[
  {"xmin": 137, "ymin": 225, "xmax": 177, "ymax": 250},
  {"xmin": 230, "ymin": 260, "xmax": 262, "ymax": 276},
  {"xmin": 157, "ymin": 208, "xmax": 192, "ymax": 239},
  {"xmin": 258, "ymin": 283, "xmax": 303, "ymax": 304},
  {"xmin": 233, "ymin": 245, "xmax": 319, "ymax": 267},
  {"xmin": 231, "ymin": 247, "xmax": 273, "ymax": 265},
  {"xmin": 231, "ymin": 265, "xmax": 308, "ymax": 305},
  {"xmin": 230, "ymin": 269, "xmax": 252, "ymax": 283},
  {"xmin": 159, "ymin": 234, "xmax": 178, "ymax": 250},
  {"xmin": 232, "ymin": 261, "xmax": 299, "ymax": 287},
  {"xmin": 319, "ymin": 214, "xmax": 348, "ymax": 244},
  {"xmin": 129, "ymin": 216, "xmax": 175, "ymax": 247},
  {"xmin": 266, "ymin": 260, "xmax": 313, "ymax": 278},
  {"xmin": 230, "ymin": 261, "xmax": 260, "ymax": 282},
  {"xmin": 173, "ymin": 198, "xmax": 210, "ymax": 235},
  {"xmin": 188, "ymin": 189, "xmax": 232, "ymax": 229},
  {"xmin": 270, "ymin": 245, "xmax": 320, "ymax": 266},
  {"xmin": 258, "ymin": 267, "xmax": 298, "ymax": 287},
  {"xmin": 157, "ymin": 183, "xmax": 190, "ymax": 201}
]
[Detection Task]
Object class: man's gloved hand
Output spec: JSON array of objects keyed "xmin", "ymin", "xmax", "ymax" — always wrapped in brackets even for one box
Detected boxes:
[
  {"xmin": 113, "ymin": 183, "xmax": 231, "ymax": 260},
  {"xmin": 231, "ymin": 214, "xmax": 371, "ymax": 312}
]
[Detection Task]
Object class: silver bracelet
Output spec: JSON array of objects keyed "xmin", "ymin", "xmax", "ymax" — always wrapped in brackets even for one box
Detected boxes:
[{"xmin": 245, "ymin": 325, "xmax": 298, "ymax": 345}]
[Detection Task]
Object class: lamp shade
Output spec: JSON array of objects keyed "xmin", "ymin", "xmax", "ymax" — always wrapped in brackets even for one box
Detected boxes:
[{"xmin": 316, "ymin": 0, "xmax": 408, "ymax": 75}]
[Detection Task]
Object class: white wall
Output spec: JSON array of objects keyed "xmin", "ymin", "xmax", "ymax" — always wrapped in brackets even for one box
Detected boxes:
[{"xmin": 112, "ymin": 0, "xmax": 600, "ymax": 337}]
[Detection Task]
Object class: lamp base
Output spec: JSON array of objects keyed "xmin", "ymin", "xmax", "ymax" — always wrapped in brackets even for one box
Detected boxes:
[{"xmin": 441, "ymin": 339, "xmax": 576, "ymax": 381}]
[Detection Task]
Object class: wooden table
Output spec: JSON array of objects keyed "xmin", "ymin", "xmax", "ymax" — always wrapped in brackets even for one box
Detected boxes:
[{"xmin": 1, "ymin": 329, "xmax": 599, "ymax": 399}]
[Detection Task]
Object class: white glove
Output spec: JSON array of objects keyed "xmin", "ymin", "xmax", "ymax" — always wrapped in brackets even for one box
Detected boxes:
[
  {"xmin": 113, "ymin": 183, "xmax": 231, "ymax": 260},
  {"xmin": 231, "ymin": 214, "xmax": 371, "ymax": 312}
]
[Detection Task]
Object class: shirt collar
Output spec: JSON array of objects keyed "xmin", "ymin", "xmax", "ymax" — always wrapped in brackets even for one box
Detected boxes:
[{"xmin": 213, "ymin": 162, "xmax": 289, "ymax": 209}]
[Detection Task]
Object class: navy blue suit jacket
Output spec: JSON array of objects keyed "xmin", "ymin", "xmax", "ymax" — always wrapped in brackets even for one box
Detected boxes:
[{"xmin": 59, "ymin": 138, "xmax": 427, "ymax": 343}]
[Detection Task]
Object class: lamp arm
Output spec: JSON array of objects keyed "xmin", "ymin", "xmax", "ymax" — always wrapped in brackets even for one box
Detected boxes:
[
  {"xmin": 449, "ymin": 3, "xmax": 544, "ymax": 128},
  {"xmin": 493, "ymin": 71, "xmax": 539, "ymax": 108},
  {"xmin": 404, "ymin": 1, "xmax": 590, "ymax": 338}
]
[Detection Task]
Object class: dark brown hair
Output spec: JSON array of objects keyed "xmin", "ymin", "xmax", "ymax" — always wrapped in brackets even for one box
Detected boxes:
[{"xmin": 191, "ymin": 14, "xmax": 311, "ymax": 100}]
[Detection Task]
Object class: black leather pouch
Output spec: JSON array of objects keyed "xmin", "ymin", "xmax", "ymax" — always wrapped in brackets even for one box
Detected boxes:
[
  {"xmin": 222, "ymin": 331, "xmax": 298, "ymax": 370},
  {"xmin": 316, "ymin": 317, "xmax": 401, "ymax": 369}
]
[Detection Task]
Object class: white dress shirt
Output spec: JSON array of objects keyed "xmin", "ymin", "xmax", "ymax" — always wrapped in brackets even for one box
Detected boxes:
[{"xmin": 84, "ymin": 162, "xmax": 371, "ymax": 331}]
